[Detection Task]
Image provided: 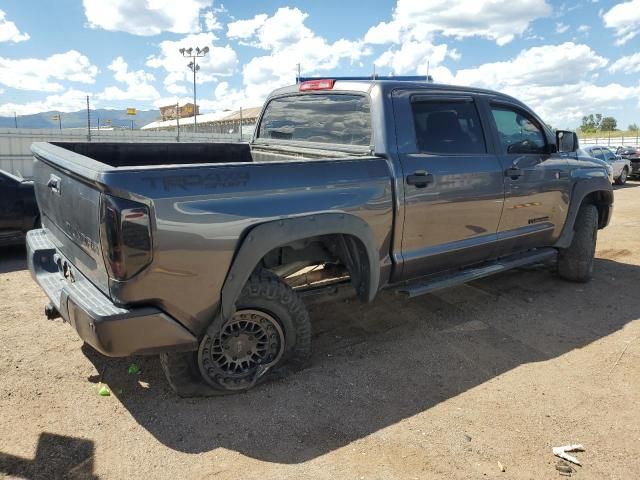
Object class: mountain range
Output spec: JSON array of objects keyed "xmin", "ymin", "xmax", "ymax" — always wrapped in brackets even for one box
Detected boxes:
[{"xmin": 0, "ymin": 109, "xmax": 161, "ymax": 129}]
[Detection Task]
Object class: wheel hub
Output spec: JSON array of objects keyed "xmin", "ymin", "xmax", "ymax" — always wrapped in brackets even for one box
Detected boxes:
[{"xmin": 198, "ymin": 309, "xmax": 285, "ymax": 390}]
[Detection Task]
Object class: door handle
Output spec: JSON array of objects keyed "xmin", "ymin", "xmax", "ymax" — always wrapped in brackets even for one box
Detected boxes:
[
  {"xmin": 406, "ymin": 171, "xmax": 433, "ymax": 188},
  {"xmin": 506, "ymin": 167, "xmax": 523, "ymax": 179}
]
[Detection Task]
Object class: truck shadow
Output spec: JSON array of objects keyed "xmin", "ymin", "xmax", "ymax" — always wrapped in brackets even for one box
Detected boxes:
[
  {"xmin": 0, "ymin": 432, "xmax": 96, "ymax": 479},
  {"xmin": 82, "ymin": 257, "xmax": 638, "ymax": 464},
  {"xmin": 0, "ymin": 245, "xmax": 27, "ymax": 274}
]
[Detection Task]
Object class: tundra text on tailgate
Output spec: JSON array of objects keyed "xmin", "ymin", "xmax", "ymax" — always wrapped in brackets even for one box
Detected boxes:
[{"xmin": 27, "ymin": 76, "xmax": 613, "ymax": 396}]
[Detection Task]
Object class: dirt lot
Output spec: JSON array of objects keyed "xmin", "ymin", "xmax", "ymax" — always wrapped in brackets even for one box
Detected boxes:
[{"xmin": 1, "ymin": 183, "xmax": 639, "ymax": 480}]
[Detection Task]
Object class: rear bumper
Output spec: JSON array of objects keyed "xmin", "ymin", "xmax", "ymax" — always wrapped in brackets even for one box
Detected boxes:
[{"xmin": 27, "ymin": 229, "xmax": 198, "ymax": 357}]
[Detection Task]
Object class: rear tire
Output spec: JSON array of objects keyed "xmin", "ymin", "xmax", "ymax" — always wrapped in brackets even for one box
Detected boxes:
[
  {"xmin": 160, "ymin": 271, "xmax": 311, "ymax": 396},
  {"xmin": 557, "ymin": 204, "xmax": 598, "ymax": 283}
]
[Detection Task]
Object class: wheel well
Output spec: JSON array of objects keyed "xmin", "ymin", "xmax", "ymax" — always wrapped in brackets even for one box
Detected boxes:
[
  {"xmin": 257, "ymin": 233, "xmax": 372, "ymax": 301},
  {"xmin": 583, "ymin": 190, "xmax": 612, "ymax": 229}
]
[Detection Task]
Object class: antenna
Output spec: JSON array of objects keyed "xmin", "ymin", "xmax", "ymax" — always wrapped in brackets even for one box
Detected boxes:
[{"xmin": 296, "ymin": 63, "xmax": 301, "ymax": 83}]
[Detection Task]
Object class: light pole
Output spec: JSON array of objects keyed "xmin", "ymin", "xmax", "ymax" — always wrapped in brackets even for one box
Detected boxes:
[{"xmin": 179, "ymin": 46, "xmax": 209, "ymax": 132}]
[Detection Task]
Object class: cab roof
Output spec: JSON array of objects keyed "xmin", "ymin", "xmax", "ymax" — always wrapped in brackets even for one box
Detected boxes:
[{"xmin": 268, "ymin": 77, "xmax": 524, "ymax": 106}]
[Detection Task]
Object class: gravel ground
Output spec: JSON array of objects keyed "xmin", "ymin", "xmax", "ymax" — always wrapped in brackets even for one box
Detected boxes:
[{"xmin": 1, "ymin": 182, "xmax": 639, "ymax": 480}]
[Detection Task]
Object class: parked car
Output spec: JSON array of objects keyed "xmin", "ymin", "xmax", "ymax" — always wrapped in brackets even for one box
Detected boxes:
[
  {"xmin": 581, "ymin": 145, "xmax": 631, "ymax": 185},
  {"xmin": 27, "ymin": 77, "xmax": 613, "ymax": 396},
  {"xmin": 0, "ymin": 170, "xmax": 39, "ymax": 246},
  {"xmin": 616, "ymin": 145, "xmax": 640, "ymax": 177}
]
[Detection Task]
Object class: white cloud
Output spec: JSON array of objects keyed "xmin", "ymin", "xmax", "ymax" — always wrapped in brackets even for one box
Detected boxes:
[
  {"xmin": 555, "ymin": 22, "xmax": 569, "ymax": 34},
  {"xmin": 166, "ymin": 83, "xmax": 189, "ymax": 95},
  {"xmin": 196, "ymin": 80, "xmax": 254, "ymax": 112},
  {"xmin": 0, "ymin": 89, "xmax": 92, "ymax": 116},
  {"xmin": 375, "ymin": 41, "xmax": 449, "ymax": 75},
  {"xmin": 441, "ymin": 42, "xmax": 608, "ymax": 90},
  {"xmin": 98, "ymin": 57, "xmax": 160, "ymax": 101},
  {"xmin": 364, "ymin": 0, "xmax": 552, "ymax": 78},
  {"xmin": 249, "ymin": 7, "xmax": 313, "ymax": 51},
  {"xmin": 577, "ymin": 25, "xmax": 591, "ymax": 33},
  {"xmin": 609, "ymin": 53, "xmax": 640, "ymax": 74},
  {"xmin": 229, "ymin": 8, "xmax": 369, "ymax": 104},
  {"xmin": 364, "ymin": 0, "xmax": 551, "ymax": 47},
  {"xmin": 0, "ymin": 50, "xmax": 98, "ymax": 92},
  {"xmin": 146, "ymin": 32, "xmax": 238, "ymax": 93},
  {"xmin": 82, "ymin": 0, "xmax": 211, "ymax": 36},
  {"xmin": 432, "ymin": 42, "xmax": 637, "ymax": 126},
  {"xmin": 204, "ymin": 11, "xmax": 222, "ymax": 32},
  {"xmin": 363, "ymin": 21, "xmax": 401, "ymax": 44},
  {"xmin": 227, "ymin": 14, "xmax": 268, "ymax": 40},
  {"xmin": 0, "ymin": 9, "xmax": 29, "ymax": 43},
  {"xmin": 603, "ymin": 0, "xmax": 640, "ymax": 45}
]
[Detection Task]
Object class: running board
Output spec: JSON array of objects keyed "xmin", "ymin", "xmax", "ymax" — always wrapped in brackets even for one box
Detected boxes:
[{"xmin": 396, "ymin": 248, "xmax": 557, "ymax": 299}]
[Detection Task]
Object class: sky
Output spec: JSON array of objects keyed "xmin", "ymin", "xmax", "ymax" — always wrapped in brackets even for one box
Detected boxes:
[{"xmin": 0, "ymin": 0, "xmax": 639, "ymax": 128}]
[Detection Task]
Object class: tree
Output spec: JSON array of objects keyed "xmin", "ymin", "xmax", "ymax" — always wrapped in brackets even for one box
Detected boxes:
[
  {"xmin": 580, "ymin": 113, "xmax": 603, "ymax": 133},
  {"xmin": 629, "ymin": 123, "xmax": 639, "ymax": 132},
  {"xmin": 600, "ymin": 116, "xmax": 617, "ymax": 132}
]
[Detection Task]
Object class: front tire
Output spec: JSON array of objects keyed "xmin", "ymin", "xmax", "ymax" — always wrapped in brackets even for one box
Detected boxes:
[
  {"xmin": 557, "ymin": 204, "xmax": 598, "ymax": 283},
  {"xmin": 160, "ymin": 271, "xmax": 311, "ymax": 396}
]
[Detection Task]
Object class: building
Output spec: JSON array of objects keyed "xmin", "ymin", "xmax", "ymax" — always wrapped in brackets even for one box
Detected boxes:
[
  {"xmin": 142, "ymin": 106, "xmax": 262, "ymax": 135},
  {"xmin": 159, "ymin": 103, "xmax": 200, "ymax": 121}
]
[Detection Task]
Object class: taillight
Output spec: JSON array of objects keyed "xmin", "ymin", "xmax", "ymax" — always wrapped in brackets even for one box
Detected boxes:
[
  {"xmin": 100, "ymin": 195, "xmax": 152, "ymax": 281},
  {"xmin": 299, "ymin": 79, "xmax": 335, "ymax": 91}
]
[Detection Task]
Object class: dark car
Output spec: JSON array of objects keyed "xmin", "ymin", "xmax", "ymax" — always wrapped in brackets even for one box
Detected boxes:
[
  {"xmin": 0, "ymin": 170, "xmax": 39, "ymax": 246},
  {"xmin": 616, "ymin": 145, "xmax": 640, "ymax": 177}
]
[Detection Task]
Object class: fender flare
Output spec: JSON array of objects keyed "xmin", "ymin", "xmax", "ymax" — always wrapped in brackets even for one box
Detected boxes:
[
  {"xmin": 220, "ymin": 213, "xmax": 381, "ymax": 319},
  {"xmin": 554, "ymin": 176, "xmax": 613, "ymax": 249}
]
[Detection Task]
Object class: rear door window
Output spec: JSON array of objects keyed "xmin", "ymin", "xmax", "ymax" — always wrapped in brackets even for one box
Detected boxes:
[
  {"xmin": 591, "ymin": 148, "xmax": 605, "ymax": 160},
  {"xmin": 258, "ymin": 94, "xmax": 371, "ymax": 146},
  {"xmin": 411, "ymin": 100, "xmax": 486, "ymax": 154},
  {"xmin": 602, "ymin": 149, "xmax": 617, "ymax": 161},
  {"xmin": 491, "ymin": 107, "xmax": 546, "ymax": 154}
]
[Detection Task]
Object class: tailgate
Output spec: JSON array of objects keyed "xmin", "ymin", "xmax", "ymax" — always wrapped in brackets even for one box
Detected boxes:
[{"xmin": 32, "ymin": 150, "xmax": 110, "ymax": 294}]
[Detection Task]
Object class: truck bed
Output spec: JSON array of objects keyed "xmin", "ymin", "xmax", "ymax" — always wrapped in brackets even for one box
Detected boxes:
[
  {"xmin": 30, "ymin": 141, "xmax": 394, "ymax": 334},
  {"xmin": 52, "ymin": 142, "xmax": 253, "ymax": 168},
  {"xmin": 50, "ymin": 142, "xmax": 354, "ymax": 169}
]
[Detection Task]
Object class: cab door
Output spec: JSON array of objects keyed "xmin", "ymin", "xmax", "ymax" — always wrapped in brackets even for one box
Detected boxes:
[
  {"xmin": 485, "ymin": 102, "xmax": 571, "ymax": 253},
  {"xmin": 392, "ymin": 91, "xmax": 505, "ymax": 280}
]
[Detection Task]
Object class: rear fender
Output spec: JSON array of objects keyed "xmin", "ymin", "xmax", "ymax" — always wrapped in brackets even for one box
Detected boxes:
[{"xmin": 220, "ymin": 213, "xmax": 380, "ymax": 319}]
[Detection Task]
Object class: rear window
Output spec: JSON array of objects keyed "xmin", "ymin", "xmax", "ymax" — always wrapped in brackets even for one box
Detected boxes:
[{"xmin": 258, "ymin": 94, "xmax": 372, "ymax": 146}]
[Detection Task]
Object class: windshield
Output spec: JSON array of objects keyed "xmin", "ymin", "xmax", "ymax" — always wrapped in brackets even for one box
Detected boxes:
[{"xmin": 257, "ymin": 93, "xmax": 372, "ymax": 146}]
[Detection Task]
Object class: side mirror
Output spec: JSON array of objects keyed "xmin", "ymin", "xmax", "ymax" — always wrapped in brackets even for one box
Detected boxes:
[{"xmin": 556, "ymin": 130, "xmax": 579, "ymax": 153}]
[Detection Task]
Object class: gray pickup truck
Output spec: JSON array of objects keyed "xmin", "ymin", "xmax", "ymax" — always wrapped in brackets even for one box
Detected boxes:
[{"xmin": 27, "ymin": 77, "xmax": 613, "ymax": 396}]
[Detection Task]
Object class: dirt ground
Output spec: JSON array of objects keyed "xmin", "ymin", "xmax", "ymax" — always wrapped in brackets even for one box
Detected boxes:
[{"xmin": 1, "ymin": 183, "xmax": 639, "ymax": 480}]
